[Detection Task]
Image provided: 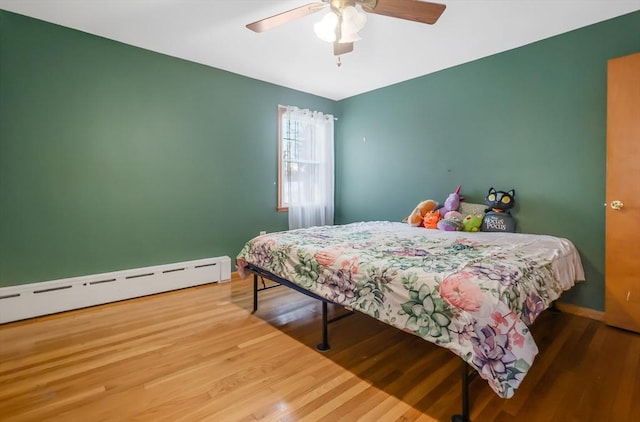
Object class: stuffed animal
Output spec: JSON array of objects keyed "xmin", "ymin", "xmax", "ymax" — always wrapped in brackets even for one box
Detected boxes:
[
  {"xmin": 423, "ymin": 210, "xmax": 442, "ymax": 229},
  {"xmin": 439, "ymin": 185, "xmax": 463, "ymax": 217},
  {"xmin": 437, "ymin": 211, "xmax": 464, "ymax": 231},
  {"xmin": 405, "ymin": 199, "xmax": 439, "ymax": 227},
  {"xmin": 483, "ymin": 188, "xmax": 517, "ymax": 232},
  {"xmin": 462, "ymin": 214, "xmax": 484, "ymax": 232}
]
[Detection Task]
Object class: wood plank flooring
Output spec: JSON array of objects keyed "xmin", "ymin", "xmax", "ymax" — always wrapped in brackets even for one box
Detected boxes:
[{"xmin": 0, "ymin": 278, "xmax": 638, "ymax": 421}]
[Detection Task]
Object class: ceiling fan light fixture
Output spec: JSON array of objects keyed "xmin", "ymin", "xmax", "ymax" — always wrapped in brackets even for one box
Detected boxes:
[
  {"xmin": 341, "ymin": 6, "xmax": 367, "ymax": 32},
  {"xmin": 314, "ymin": 11, "xmax": 339, "ymax": 42},
  {"xmin": 339, "ymin": 5, "xmax": 366, "ymax": 43},
  {"xmin": 338, "ymin": 6, "xmax": 367, "ymax": 43}
]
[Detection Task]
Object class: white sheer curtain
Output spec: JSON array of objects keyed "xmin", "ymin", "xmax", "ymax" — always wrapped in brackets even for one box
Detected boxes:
[{"xmin": 284, "ymin": 106, "xmax": 334, "ymax": 230}]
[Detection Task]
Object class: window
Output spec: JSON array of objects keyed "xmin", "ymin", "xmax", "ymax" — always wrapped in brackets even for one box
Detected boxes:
[
  {"xmin": 278, "ymin": 105, "xmax": 299, "ymax": 210},
  {"xmin": 277, "ymin": 105, "xmax": 334, "ymax": 229}
]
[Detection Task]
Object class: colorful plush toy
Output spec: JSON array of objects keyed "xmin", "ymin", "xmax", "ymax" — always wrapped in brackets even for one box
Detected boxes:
[
  {"xmin": 423, "ymin": 210, "xmax": 442, "ymax": 229},
  {"xmin": 437, "ymin": 211, "xmax": 464, "ymax": 231},
  {"xmin": 438, "ymin": 185, "xmax": 462, "ymax": 217},
  {"xmin": 462, "ymin": 214, "xmax": 484, "ymax": 232},
  {"xmin": 482, "ymin": 187, "xmax": 517, "ymax": 232},
  {"xmin": 405, "ymin": 199, "xmax": 439, "ymax": 227}
]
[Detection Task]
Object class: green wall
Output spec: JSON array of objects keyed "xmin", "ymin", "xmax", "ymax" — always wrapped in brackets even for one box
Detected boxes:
[
  {"xmin": 0, "ymin": 11, "xmax": 335, "ymax": 286},
  {"xmin": 335, "ymin": 11, "xmax": 640, "ymax": 311}
]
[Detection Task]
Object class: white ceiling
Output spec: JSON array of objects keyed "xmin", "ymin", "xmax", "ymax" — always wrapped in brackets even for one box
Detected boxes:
[{"xmin": 1, "ymin": 0, "xmax": 638, "ymax": 100}]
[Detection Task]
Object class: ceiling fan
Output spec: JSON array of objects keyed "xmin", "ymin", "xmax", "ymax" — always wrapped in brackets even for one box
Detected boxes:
[{"xmin": 246, "ymin": 0, "xmax": 446, "ymax": 57}]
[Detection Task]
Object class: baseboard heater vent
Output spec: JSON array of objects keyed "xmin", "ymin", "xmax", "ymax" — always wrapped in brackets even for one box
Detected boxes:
[{"xmin": 0, "ymin": 256, "xmax": 231, "ymax": 324}]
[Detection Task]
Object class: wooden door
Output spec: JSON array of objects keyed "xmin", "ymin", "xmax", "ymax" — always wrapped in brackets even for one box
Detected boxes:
[{"xmin": 605, "ymin": 52, "xmax": 640, "ymax": 333}]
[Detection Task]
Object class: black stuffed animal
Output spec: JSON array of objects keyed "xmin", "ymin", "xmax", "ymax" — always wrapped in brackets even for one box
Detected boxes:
[{"xmin": 482, "ymin": 188, "xmax": 516, "ymax": 232}]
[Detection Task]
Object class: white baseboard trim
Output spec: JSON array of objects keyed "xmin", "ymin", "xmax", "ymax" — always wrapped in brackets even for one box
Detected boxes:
[{"xmin": 0, "ymin": 256, "xmax": 231, "ymax": 324}]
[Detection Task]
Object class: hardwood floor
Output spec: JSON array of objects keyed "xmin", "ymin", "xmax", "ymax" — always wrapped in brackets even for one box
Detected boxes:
[{"xmin": 0, "ymin": 278, "xmax": 638, "ymax": 421}]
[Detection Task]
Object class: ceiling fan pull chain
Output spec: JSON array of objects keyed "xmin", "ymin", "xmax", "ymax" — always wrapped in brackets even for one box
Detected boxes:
[{"xmin": 336, "ymin": 56, "xmax": 342, "ymax": 67}]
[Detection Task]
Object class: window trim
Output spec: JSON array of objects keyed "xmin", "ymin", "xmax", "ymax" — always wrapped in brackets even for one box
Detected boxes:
[{"xmin": 277, "ymin": 105, "xmax": 287, "ymax": 212}]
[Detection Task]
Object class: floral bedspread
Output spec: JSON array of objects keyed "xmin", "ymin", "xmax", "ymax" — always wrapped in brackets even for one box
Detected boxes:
[{"xmin": 236, "ymin": 221, "xmax": 584, "ymax": 398}]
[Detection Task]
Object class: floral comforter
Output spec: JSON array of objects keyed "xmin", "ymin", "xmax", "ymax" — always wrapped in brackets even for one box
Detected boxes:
[{"xmin": 236, "ymin": 221, "xmax": 584, "ymax": 398}]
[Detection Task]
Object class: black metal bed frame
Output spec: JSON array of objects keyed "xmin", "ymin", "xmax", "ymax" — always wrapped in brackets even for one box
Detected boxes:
[{"xmin": 247, "ymin": 263, "xmax": 478, "ymax": 422}]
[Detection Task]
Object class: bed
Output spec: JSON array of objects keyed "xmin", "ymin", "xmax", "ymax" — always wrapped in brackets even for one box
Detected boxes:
[{"xmin": 236, "ymin": 220, "xmax": 585, "ymax": 420}]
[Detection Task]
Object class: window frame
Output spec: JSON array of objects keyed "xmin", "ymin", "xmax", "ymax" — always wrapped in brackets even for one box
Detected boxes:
[
  {"xmin": 278, "ymin": 105, "xmax": 321, "ymax": 211},
  {"xmin": 277, "ymin": 105, "xmax": 287, "ymax": 211}
]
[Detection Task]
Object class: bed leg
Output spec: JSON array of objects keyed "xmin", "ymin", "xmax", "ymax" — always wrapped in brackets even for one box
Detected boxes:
[
  {"xmin": 316, "ymin": 301, "xmax": 330, "ymax": 352},
  {"xmin": 253, "ymin": 274, "xmax": 258, "ymax": 313},
  {"xmin": 451, "ymin": 360, "xmax": 471, "ymax": 422}
]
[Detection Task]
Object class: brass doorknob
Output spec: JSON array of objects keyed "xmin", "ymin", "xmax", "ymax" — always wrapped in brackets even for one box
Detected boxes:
[{"xmin": 610, "ymin": 200, "xmax": 624, "ymax": 210}]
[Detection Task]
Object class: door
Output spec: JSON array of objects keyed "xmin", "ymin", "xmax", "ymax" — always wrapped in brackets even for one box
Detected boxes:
[{"xmin": 605, "ymin": 52, "xmax": 640, "ymax": 333}]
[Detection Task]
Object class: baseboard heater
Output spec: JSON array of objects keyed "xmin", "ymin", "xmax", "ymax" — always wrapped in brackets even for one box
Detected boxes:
[{"xmin": 0, "ymin": 256, "xmax": 231, "ymax": 324}]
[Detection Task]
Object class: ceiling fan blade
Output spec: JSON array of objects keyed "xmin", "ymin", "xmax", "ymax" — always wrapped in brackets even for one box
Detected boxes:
[
  {"xmin": 362, "ymin": 0, "xmax": 446, "ymax": 25},
  {"xmin": 334, "ymin": 42, "xmax": 354, "ymax": 56},
  {"xmin": 246, "ymin": 2, "xmax": 327, "ymax": 33}
]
